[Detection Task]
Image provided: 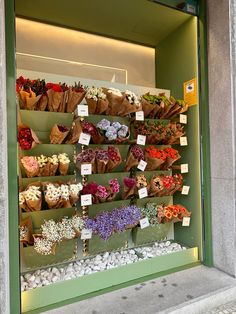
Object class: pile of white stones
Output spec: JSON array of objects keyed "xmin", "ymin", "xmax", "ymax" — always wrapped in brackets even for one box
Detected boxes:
[{"xmin": 21, "ymin": 241, "xmax": 185, "ymax": 292}]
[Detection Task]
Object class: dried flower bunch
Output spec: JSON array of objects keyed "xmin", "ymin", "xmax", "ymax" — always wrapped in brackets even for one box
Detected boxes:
[
  {"xmin": 141, "ymin": 92, "xmax": 188, "ymax": 119},
  {"xmin": 19, "ymin": 182, "xmax": 82, "ymax": 211},
  {"xmin": 34, "ymin": 215, "xmax": 84, "ymax": 255},
  {"xmin": 84, "ymin": 205, "xmax": 142, "ymax": 240},
  {"xmin": 76, "ymin": 146, "xmax": 121, "ymax": 173},
  {"xmin": 133, "ymin": 121, "xmax": 185, "ymax": 145},
  {"xmin": 81, "ymin": 179, "xmax": 120, "ymax": 203},
  {"xmin": 140, "ymin": 202, "xmax": 191, "ymax": 225},
  {"xmin": 17, "ymin": 76, "xmax": 86, "ymax": 112},
  {"xmin": 21, "ymin": 153, "xmax": 71, "ymax": 178}
]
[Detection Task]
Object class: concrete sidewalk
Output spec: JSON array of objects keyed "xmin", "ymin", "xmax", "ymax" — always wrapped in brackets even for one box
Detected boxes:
[{"xmin": 45, "ymin": 266, "xmax": 236, "ymax": 314}]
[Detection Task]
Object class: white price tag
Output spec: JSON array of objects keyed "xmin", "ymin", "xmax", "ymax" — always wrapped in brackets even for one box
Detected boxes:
[
  {"xmin": 181, "ymin": 185, "xmax": 190, "ymax": 195},
  {"xmin": 180, "ymin": 114, "xmax": 187, "ymax": 124},
  {"xmin": 140, "ymin": 217, "xmax": 150, "ymax": 229},
  {"xmin": 77, "ymin": 104, "xmax": 89, "ymax": 117},
  {"xmin": 81, "ymin": 194, "xmax": 92, "ymax": 206},
  {"xmin": 137, "ymin": 160, "xmax": 147, "ymax": 171},
  {"xmin": 138, "ymin": 187, "xmax": 148, "ymax": 199},
  {"xmin": 135, "ymin": 111, "xmax": 144, "ymax": 121},
  {"xmin": 180, "ymin": 136, "xmax": 188, "ymax": 146},
  {"xmin": 78, "ymin": 133, "xmax": 91, "ymax": 146},
  {"xmin": 81, "ymin": 229, "xmax": 92, "ymax": 240},
  {"xmin": 81, "ymin": 163, "xmax": 92, "ymax": 175},
  {"xmin": 182, "ymin": 217, "xmax": 191, "ymax": 227},
  {"xmin": 137, "ymin": 135, "xmax": 146, "ymax": 146},
  {"xmin": 181, "ymin": 164, "xmax": 189, "ymax": 174}
]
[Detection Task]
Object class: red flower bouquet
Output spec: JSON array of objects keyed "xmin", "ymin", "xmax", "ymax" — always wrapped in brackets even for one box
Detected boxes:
[{"xmin": 18, "ymin": 124, "xmax": 41, "ymax": 150}]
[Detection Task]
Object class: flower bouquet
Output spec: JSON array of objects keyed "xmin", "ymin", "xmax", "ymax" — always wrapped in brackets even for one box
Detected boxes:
[
  {"xmin": 157, "ymin": 96, "xmax": 188, "ymax": 119},
  {"xmin": 157, "ymin": 204, "xmax": 191, "ymax": 223},
  {"xmin": 160, "ymin": 147, "xmax": 180, "ymax": 170},
  {"xmin": 85, "ymin": 86, "xmax": 108, "ymax": 114},
  {"xmin": 46, "ymin": 82, "xmax": 68, "ymax": 112},
  {"xmin": 106, "ymin": 146, "xmax": 122, "ymax": 172},
  {"xmin": 50, "ymin": 124, "xmax": 70, "ymax": 144},
  {"xmin": 96, "ymin": 119, "xmax": 129, "ymax": 144},
  {"xmin": 19, "ymin": 185, "xmax": 42, "ymax": 212},
  {"xmin": 76, "ymin": 148, "xmax": 96, "ymax": 173},
  {"xmin": 118, "ymin": 90, "xmax": 142, "ymax": 117},
  {"xmin": 18, "ymin": 124, "xmax": 41, "ymax": 150},
  {"xmin": 19, "ymin": 217, "xmax": 33, "ymax": 245},
  {"xmin": 105, "ymin": 88, "xmax": 125, "ymax": 116},
  {"xmin": 66, "ymin": 82, "xmax": 86, "ymax": 113},
  {"xmin": 157, "ymin": 174, "xmax": 183, "ymax": 196},
  {"xmin": 141, "ymin": 93, "xmax": 163, "ymax": 118},
  {"xmin": 161, "ymin": 123, "xmax": 185, "ymax": 145},
  {"xmin": 21, "ymin": 156, "xmax": 40, "ymax": 177},
  {"xmin": 144, "ymin": 146, "xmax": 167, "ymax": 171},
  {"xmin": 124, "ymin": 145, "xmax": 144, "ymax": 171},
  {"xmin": 16, "ymin": 76, "xmax": 47, "ymax": 111},
  {"xmin": 122, "ymin": 177, "xmax": 136, "ymax": 200},
  {"xmin": 133, "ymin": 120, "xmax": 167, "ymax": 144},
  {"xmin": 82, "ymin": 121, "xmax": 104, "ymax": 144},
  {"xmin": 58, "ymin": 153, "xmax": 70, "ymax": 175}
]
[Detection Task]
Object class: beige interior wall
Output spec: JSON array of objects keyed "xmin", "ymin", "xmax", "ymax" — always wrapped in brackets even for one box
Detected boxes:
[{"xmin": 16, "ymin": 18, "xmax": 155, "ymax": 87}]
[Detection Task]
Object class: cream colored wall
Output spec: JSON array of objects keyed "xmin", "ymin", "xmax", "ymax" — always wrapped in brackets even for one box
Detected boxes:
[{"xmin": 16, "ymin": 18, "xmax": 155, "ymax": 87}]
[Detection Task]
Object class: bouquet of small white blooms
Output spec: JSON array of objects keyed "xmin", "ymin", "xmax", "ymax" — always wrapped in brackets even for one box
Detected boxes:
[
  {"xmin": 118, "ymin": 90, "xmax": 142, "ymax": 116},
  {"xmin": 85, "ymin": 86, "xmax": 108, "ymax": 114},
  {"xmin": 19, "ymin": 186, "xmax": 42, "ymax": 211},
  {"xmin": 60, "ymin": 184, "xmax": 70, "ymax": 208},
  {"xmin": 47, "ymin": 154, "xmax": 59, "ymax": 176},
  {"xmin": 37, "ymin": 155, "xmax": 49, "ymax": 177},
  {"xmin": 19, "ymin": 216, "xmax": 33, "ymax": 245},
  {"xmin": 58, "ymin": 153, "xmax": 70, "ymax": 175},
  {"xmin": 71, "ymin": 215, "xmax": 85, "ymax": 236},
  {"xmin": 34, "ymin": 236, "xmax": 57, "ymax": 255},
  {"xmin": 69, "ymin": 183, "xmax": 83, "ymax": 205},
  {"xmin": 105, "ymin": 87, "xmax": 124, "ymax": 116},
  {"xmin": 57, "ymin": 217, "xmax": 76, "ymax": 240},
  {"xmin": 44, "ymin": 183, "xmax": 62, "ymax": 209}
]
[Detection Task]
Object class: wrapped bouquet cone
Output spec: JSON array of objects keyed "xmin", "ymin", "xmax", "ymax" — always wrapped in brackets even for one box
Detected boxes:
[
  {"xmin": 85, "ymin": 97, "xmax": 97, "ymax": 114},
  {"xmin": 149, "ymin": 175, "xmax": 164, "ymax": 197},
  {"xmin": 145, "ymin": 153, "xmax": 165, "ymax": 171},
  {"xmin": 106, "ymin": 147, "xmax": 122, "ymax": 172},
  {"xmin": 66, "ymin": 118, "xmax": 82, "ymax": 144},
  {"xmin": 47, "ymin": 89, "xmax": 64, "ymax": 112},
  {"xmin": 105, "ymin": 89, "xmax": 125, "ymax": 116},
  {"xmin": 20, "ymin": 217, "xmax": 33, "ymax": 245},
  {"xmin": 122, "ymin": 177, "xmax": 136, "ymax": 200},
  {"xmin": 48, "ymin": 162, "xmax": 59, "ymax": 176},
  {"xmin": 37, "ymin": 94, "xmax": 48, "ymax": 111},
  {"xmin": 118, "ymin": 98, "xmax": 142, "ymax": 117},
  {"xmin": 58, "ymin": 162, "xmax": 69, "ymax": 176},
  {"xmin": 18, "ymin": 124, "xmax": 41, "ymax": 150},
  {"xmin": 25, "ymin": 197, "xmax": 42, "ymax": 212},
  {"xmin": 124, "ymin": 150, "xmax": 140, "ymax": 172},
  {"xmin": 96, "ymin": 98, "xmax": 109, "ymax": 114},
  {"xmin": 21, "ymin": 156, "xmax": 40, "ymax": 178},
  {"xmin": 50, "ymin": 124, "xmax": 69, "ymax": 144},
  {"xmin": 96, "ymin": 159, "xmax": 108, "ymax": 174},
  {"xmin": 44, "ymin": 194, "xmax": 62, "ymax": 209},
  {"xmin": 67, "ymin": 88, "xmax": 86, "ymax": 113},
  {"xmin": 141, "ymin": 96, "xmax": 156, "ymax": 117},
  {"xmin": 38, "ymin": 162, "xmax": 51, "ymax": 177}
]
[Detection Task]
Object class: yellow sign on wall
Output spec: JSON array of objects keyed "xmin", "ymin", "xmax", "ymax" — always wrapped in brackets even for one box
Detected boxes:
[{"xmin": 184, "ymin": 78, "xmax": 198, "ymax": 106}]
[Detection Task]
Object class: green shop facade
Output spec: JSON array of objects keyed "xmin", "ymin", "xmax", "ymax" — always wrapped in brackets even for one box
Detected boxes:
[{"xmin": 3, "ymin": 0, "xmax": 216, "ymax": 313}]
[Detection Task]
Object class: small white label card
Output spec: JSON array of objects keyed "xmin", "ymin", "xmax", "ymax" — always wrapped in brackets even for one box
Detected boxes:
[
  {"xmin": 138, "ymin": 187, "xmax": 148, "ymax": 199},
  {"xmin": 180, "ymin": 136, "xmax": 188, "ymax": 146},
  {"xmin": 181, "ymin": 185, "xmax": 190, "ymax": 195},
  {"xmin": 81, "ymin": 163, "xmax": 92, "ymax": 175},
  {"xmin": 181, "ymin": 163, "xmax": 189, "ymax": 174},
  {"xmin": 182, "ymin": 217, "xmax": 191, "ymax": 227},
  {"xmin": 140, "ymin": 217, "xmax": 150, "ymax": 229},
  {"xmin": 81, "ymin": 194, "xmax": 92, "ymax": 206},
  {"xmin": 81, "ymin": 229, "xmax": 92, "ymax": 240},
  {"xmin": 78, "ymin": 132, "xmax": 91, "ymax": 146},
  {"xmin": 137, "ymin": 160, "xmax": 147, "ymax": 171},
  {"xmin": 137, "ymin": 135, "xmax": 146, "ymax": 146},
  {"xmin": 180, "ymin": 114, "xmax": 187, "ymax": 124},
  {"xmin": 77, "ymin": 104, "xmax": 89, "ymax": 117},
  {"xmin": 135, "ymin": 111, "xmax": 144, "ymax": 121}
]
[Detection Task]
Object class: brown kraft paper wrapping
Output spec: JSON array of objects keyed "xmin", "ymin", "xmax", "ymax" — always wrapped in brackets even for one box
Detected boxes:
[
  {"xmin": 50, "ymin": 124, "xmax": 69, "ymax": 144},
  {"xmin": 66, "ymin": 118, "xmax": 82, "ymax": 144},
  {"xmin": 58, "ymin": 162, "xmax": 70, "ymax": 176},
  {"xmin": 67, "ymin": 89, "xmax": 86, "ymax": 113},
  {"xmin": 47, "ymin": 89, "xmax": 64, "ymax": 112},
  {"xmin": 96, "ymin": 98, "xmax": 109, "ymax": 114}
]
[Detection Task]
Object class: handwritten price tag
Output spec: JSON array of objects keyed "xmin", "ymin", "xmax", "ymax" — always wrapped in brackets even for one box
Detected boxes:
[
  {"xmin": 137, "ymin": 135, "xmax": 146, "ymax": 146},
  {"xmin": 138, "ymin": 187, "xmax": 148, "ymax": 199},
  {"xmin": 78, "ymin": 133, "xmax": 91, "ymax": 146},
  {"xmin": 182, "ymin": 217, "xmax": 191, "ymax": 227},
  {"xmin": 135, "ymin": 111, "xmax": 144, "ymax": 121},
  {"xmin": 137, "ymin": 160, "xmax": 147, "ymax": 171},
  {"xmin": 77, "ymin": 104, "xmax": 89, "ymax": 117},
  {"xmin": 181, "ymin": 164, "xmax": 189, "ymax": 174},
  {"xmin": 140, "ymin": 217, "xmax": 150, "ymax": 229},
  {"xmin": 180, "ymin": 114, "xmax": 187, "ymax": 124},
  {"xmin": 181, "ymin": 186, "xmax": 190, "ymax": 195},
  {"xmin": 81, "ymin": 229, "xmax": 92, "ymax": 240},
  {"xmin": 81, "ymin": 194, "xmax": 92, "ymax": 206},
  {"xmin": 81, "ymin": 163, "xmax": 92, "ymax": 175},
  {"xmin": 180, "ymin": 137, "xmax": 188, "ymax": 146}
]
